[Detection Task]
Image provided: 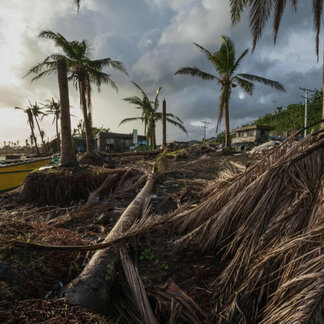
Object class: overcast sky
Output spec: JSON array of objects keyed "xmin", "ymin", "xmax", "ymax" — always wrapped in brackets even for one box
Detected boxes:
[{"xmin": 0, "ymin": 0, "xmax": 321, "ymax": 145}]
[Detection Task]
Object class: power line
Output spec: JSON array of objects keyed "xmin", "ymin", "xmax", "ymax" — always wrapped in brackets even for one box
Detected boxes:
[
  {"xmin": 201, "ymin": 121, "xmax": 209, "ymax": 141},
  {"xmin": 299, "ymin": 87, "xmax": 315, "ymax": 138}
]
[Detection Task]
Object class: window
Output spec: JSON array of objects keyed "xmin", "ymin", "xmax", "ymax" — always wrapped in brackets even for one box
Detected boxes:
[
  {"xmin": 238, "ymin": 131, "xmax": 244, "ymax": 137},
  {"xmin": 247, "ymin": 130, "xmax": 255, "ymax": 136}
]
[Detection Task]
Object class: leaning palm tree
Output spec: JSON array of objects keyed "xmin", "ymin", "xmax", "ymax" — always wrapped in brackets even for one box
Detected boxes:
[
  {"xmin": 25, "ymin": 30, "xmax": 128, "ymax": 154},
  {"xmin": 44, "ymin": 98, "xmax": 61, "ymax": 151},
  {"xmin": 28, "ymin": 101, "xmax": 47, "ymax": 151},
  {"xmin": 230, "ymin": 0, "xmax": 324, "ymax": 126},
  {"xmin": 120, "ymin": 82, "xmax": 187, "ymax": 150},
  {"xmin": 175, "ymin": 36, "xmax": 285, "ymax": 147},
  {"xmin": 15, "ymin": 106, "xmax": 40, "ymax": 155}
]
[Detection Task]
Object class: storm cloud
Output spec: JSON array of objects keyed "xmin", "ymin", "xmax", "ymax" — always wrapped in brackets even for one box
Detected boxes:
[{"xmin": 0, "ymin": 0, "xmax": 321, "ymax": 143}]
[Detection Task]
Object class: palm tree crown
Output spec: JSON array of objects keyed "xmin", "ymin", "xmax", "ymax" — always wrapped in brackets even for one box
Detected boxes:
[
  {"xmin": 25, "ymin": 30, "xmax": 128, "ymax": 153},
  {"xmin": 175, "ymin": 36, "xmax": 285, "ymax": 146},
  {"xmin": 120, "ymin": 82, "xmax": 187, "ymax": 150}
]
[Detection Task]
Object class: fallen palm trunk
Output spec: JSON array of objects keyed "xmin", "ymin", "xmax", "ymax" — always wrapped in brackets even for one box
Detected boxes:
[{"xmin": 63, "ymin": 172, "xmax": 156, "ymax": 314}]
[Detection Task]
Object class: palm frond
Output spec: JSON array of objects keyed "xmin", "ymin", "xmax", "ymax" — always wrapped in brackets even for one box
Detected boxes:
[
  {"xmin": 249, "ymin": 0, "xmax": 274, "ymax": 50},
  {"xmin": 90, "ymin": 58, "xmax": 128, "ymax": 75},
  {"xmin": 313, "ymin": 0, "xmax": 323, "ymax": 58},
  {"xmin": 154, "ymin": 87, "xmax": 162, "ymax": 111},
  {"xmin": 165, "ymin": 117, "xmax": 188, "ymax": 135},
  {"xmin": 131, "ymin": 81, "xmax": 149, "ymax": 100},
  {"xmin": 237, "ymin": 73, "xmax": 286, "ymax": 92},
  {"xmin": 119, "ymin": 117, "xmax": 144, "ymax": 126},
  {"xmin": 90, "ymin": 71, "xmax": 118, "ymax": 92},
  {"xmin": 175, "ymin": 67, "xmax": 216, "ymax": 80},
  {"xmin": 219, "ymin": 35, "xmax": 236, "ymax": 72},
  {"xmin": 273, "ymin": 0, "xmax": 287, "ymax": 44},
  {"xmin": 193, "ymin": 42, "xmax": 215, "ymax": 61},
  {"xmin": 233, "ymin": 76, "xmax": 254, "ymax": 95},
  {"xmin": 233, "ymin": 48, "xmax": 249, "ymax": 72},
  {"xmin": 39, "ymin": 30, "xmax": 77, "ymax": 60},
  {"xmin": 166, "ymin": 113, "xmax": 184, "ymax": 124},
  {"xmin": 230, "ymin": 0, "xmax": 250, "ymax": 24},
  {"xmin": 123, "ymin": 96, "xmax": 144, "ymax": 107}
]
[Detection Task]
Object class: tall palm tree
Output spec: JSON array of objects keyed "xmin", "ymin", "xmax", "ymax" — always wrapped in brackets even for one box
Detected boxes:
[
  {"xmin": 44, "ymin": 98, "xmax": 61, "ymax": 151},
  {"xmin": 15, "ymin": 106, "xmax": 40, "ymax": 155},
  {"xmin": 28, "ymin": 101, "xmax": 47, "ymax": 151},
  {"xmin": 230, "ymin": 0, "xmax": 324, "ymax": 126},
  {"xmin": 120, "ymin": 82, "xmax": 187, "ymax": 150},
  {"xmin": 175, "ymin": 36, "xmax": 285, "ymax": 147},
  {"xmin": 25, "ymin": 30, "xmax": 128, "ymax": 154}
]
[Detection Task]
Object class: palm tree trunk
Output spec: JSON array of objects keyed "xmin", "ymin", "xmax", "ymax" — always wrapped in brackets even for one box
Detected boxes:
[
  {"xmin": 29, "ymin": 121, "xmax": 39, "ymax": 155},
  {"xmin": 162, "ymin": 99, "xmax": 167, "ymax": 147},
  {"xmin": 55, "ymin": 117, "xmax": 60, "ymax": 152},
  {"xmin": 64, "ymin": 172, "xmax": 156, "ymax": 313},
  {"xmin": 224, "ymin": 100, "xmax": 231, "ymax": 148},
  {"xmin": 153, "ymin": 121, "xmax": 156, "ymax": 150},
  {"xmin": 79, "ymin": 80, "xmax": 95, "ymax": 154},
  {"xmin": 34, "ymin": 116, "xmax": 46, "ymax": 152},
  {"xmin": 322, "ymin": 40, "xmax": 324, "ymax": 129},
  {"xmin": 57, "ymin": 58, "xmax": 78, "ymax": 167}
]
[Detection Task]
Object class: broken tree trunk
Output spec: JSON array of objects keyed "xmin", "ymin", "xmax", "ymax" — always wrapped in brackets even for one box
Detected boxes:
[{"xmin": 63, "ymin": 172, "xmax": 155, "ymax": 314}]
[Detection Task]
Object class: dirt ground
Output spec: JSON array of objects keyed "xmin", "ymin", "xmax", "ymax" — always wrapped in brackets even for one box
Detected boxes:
[{"xmin": 0, "ymin": 148, "xmax": 252, "ymax": 323}]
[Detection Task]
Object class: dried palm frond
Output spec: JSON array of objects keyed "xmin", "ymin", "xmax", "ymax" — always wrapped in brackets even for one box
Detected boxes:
[
  {"xmin": 171, "ymin": 126, "xmax": 324, "ymax": 322},
  {"xmin": 120, "ymin": 247, "xmax": 157, "ymax": 324}
]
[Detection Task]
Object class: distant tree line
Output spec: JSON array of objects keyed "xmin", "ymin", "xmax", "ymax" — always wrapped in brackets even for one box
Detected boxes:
[{"xmin": 255, "ymin": 90, "xmax": 322, "ymax": 136}]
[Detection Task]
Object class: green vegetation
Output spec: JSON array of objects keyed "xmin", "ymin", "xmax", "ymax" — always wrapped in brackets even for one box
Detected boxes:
[
  {"xmin": 139, "ymin": 248, "xmax": 154, "ymax": 261},
  {"xmin": 255, "ymin": 90, "xmax": 322, "ymax": 136}
]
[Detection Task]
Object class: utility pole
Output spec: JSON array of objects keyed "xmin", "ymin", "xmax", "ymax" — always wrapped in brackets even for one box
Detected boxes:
[
  {"xmin": 201, "ymin": 121, "xmax": 209, "ymax": 141},
  {"xmin": 300, "ymin": 87, "xmax": 315, "ymax": 138},
  {"xmin": 162, "ymin": 99, "xmax": 167, "ymax": 148}
]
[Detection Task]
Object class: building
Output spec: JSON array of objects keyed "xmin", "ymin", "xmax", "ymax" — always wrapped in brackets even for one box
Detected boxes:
[
  {"xmin": 95, "ymin": 129, "xmax": 147, "ymax": 152},
  {"xmin": 232, "ymin": 125, "xmax": 273, "ymax": 151}
]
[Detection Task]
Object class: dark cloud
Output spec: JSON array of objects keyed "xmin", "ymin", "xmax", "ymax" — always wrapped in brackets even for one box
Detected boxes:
[{"xmin": 0, "ymin": 0, "xmax": 321, "ymax": 143}]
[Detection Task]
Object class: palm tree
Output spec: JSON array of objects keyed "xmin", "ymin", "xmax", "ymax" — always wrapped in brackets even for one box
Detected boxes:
[
  {"xmin": 175, "ymin": 36, "xmax": 285, "ymax": 147},
  {"xmin": 28, "ymin": 101, "xmax": 47, "ymax": 151},
  {"xmin": 44, "ymin": 98, "xmax": 61, "ymax": 151},
  {"xmin": 25, "ymin": 30, "xmax": 128, "ymax": 154},
  {"xmin": 230, "ymin": 0, "xmax": 324, "ymax": 126},
  {"xmin": 120, "ymin": 82, "xmax": 187, "ymax": 150},
  {"xmin": 15, "ymin": 106, "xmax": 40, "ymax": 155}
]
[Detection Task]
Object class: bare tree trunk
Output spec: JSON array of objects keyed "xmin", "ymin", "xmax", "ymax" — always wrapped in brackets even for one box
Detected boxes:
[
  {"xmin": 153, "ymin": 121, "xmax": 156, "ymax": 150},
  {"xmin": 224, "ymin": 100, "xmax": 231, "ymax": 148},
  {"xmin": 162, "ymin": 99, "xmax": 167, "ymax": 148},
  {"xmin": 64, "ymin": 172, "xmax": 155, "ymax": 314},
  {"xmin": 29, "ymin": 122, "xmax": 39, "ymax": 156},
  {"xmin": 322, "ymin": 41, "xmax": 324, "ymax": 129},
  {"xmin": 55, "ymin": 117, "xmax": 60, "ymax": 152},
  {"xmin": 34, "ymin": 116, "xmax": 46, "ymax": 152},
  {"xmin": 57, "ymin": 58, "xmax": 78, "ymax": 167},
  {"xmin": 80, "ymin": 80, "xmax": 95, "ymax": 154}
]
